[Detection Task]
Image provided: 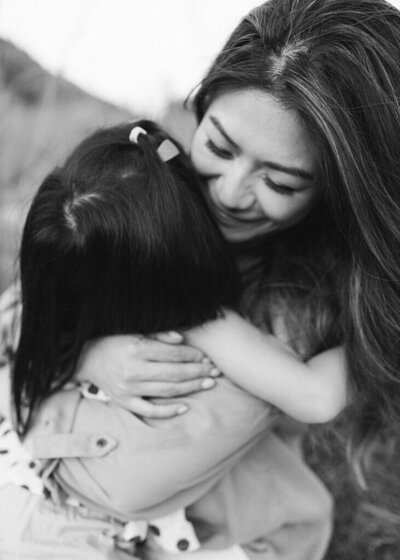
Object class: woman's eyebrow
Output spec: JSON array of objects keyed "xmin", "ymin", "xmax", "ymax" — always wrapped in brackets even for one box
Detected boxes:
[
  {"xmin": 209, "ymin": 115, "xmax": 314, "ymax": 182},
  {"xmin": 209, "ymin": 115, "xmax": 239, "ymax": 148},
  {"xmin": 262, "ymin": 161, "xmax": 315, "ymax": 181}
]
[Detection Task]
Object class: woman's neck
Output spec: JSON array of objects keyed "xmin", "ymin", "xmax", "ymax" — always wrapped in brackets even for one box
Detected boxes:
[{"xmin": 229, "ymin": 238, "xmax": 272, "ymax": 287}]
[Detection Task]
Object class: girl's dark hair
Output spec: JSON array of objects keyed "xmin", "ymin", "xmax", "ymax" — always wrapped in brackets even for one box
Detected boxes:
[
  {"xmin": 193, "ymin": 0, "xmax": 400, "ymax": 475},
  {"xmin": 13, "ymin": 120, "xmax": 239, "ymax": 433}
]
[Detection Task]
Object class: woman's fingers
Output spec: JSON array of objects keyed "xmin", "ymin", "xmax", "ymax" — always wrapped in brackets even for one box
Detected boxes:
[
  {"xmin": 117, "ymin": 396, "xmax": 188, "ymax": 418},
  {"xmin": 136, "ymin": 361, "xmax": 219, "ymax": 383},
  {"xmin": 151, "ymin": 331, "xmax": 184, "ymax": 344},
  {"xmin": 133, "ymin": 338, "xmax": 205, "ymax": 363},
  {"xmin": 75, "ymin": 335, "xmax": 220, "ymax": 409},
  {"xmin": 136, "ymin": 378, "xmax": 217, "ymax": 399}
]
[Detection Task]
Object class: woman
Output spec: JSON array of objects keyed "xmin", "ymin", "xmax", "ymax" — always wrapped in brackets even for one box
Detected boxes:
[
  {"xmin": 2, "ymin": 0, "xmax": 400, "ymax": 558},
  {"xmin": 78, "ymin": 0, "xmax": 400, "ymax": 466}
]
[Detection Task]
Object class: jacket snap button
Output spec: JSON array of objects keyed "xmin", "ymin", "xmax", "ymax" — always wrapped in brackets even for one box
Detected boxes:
[
  {"xmin": 96, "ymin": 438, "xmax": 107, "ymax": 448},
  {"xmin": 177, "ymin": 539, "xmax": 190, "ymax": 551}
]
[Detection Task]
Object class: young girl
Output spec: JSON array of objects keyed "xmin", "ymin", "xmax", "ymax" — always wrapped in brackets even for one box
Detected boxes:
[{"xmin": 0, "ymin": 120, "xmax": 338, "ymax": 560}]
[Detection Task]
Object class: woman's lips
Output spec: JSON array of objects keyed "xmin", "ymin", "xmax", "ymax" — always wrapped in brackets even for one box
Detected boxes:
[
  {"xmin": 205, "ymin": 190, "xmax": 274, "ymax": 236},
  {"xmin": 211, "ymin": 204, "xmax": 266, "ymax": 229}
]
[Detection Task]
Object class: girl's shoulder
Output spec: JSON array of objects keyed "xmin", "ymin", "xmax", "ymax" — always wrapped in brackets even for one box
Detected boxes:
[{"xmin": 0, "ymin": 282, "xmax": 22, "ymax": 365}]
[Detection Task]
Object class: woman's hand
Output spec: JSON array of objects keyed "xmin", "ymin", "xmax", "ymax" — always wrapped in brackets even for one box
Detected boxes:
[{"xmin": 75, "ymin": 332, "xmax": 219, "ymax": 418}]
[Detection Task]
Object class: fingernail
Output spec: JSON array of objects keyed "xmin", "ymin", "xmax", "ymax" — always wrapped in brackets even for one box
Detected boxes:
[
  {"xmin": 177, "ymin": 405, "xmax": 188, "ymax": 415},
  {"xmin": 202, "ymin": 378, "xmax": 215, "ymax": 389},
  {"xmin": 209, "ymin": 368, "xmax": 220, "ymax": 377},
  {"xmin": 168, "ymin": 331, "xmax": 183, "ymax": 341}
]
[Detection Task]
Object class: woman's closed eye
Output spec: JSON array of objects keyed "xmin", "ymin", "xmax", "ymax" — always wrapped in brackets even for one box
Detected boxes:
[
  {"xmin": 204, "ymin": 136, "xmax": 301, "ymax": 197},
  {"xmin": 206, "ymin": 139, "xmax": 233, "ymax": 160},
  {"xmin": 263, "ymin": 176, "xmax": 296, "ymax": 196}
]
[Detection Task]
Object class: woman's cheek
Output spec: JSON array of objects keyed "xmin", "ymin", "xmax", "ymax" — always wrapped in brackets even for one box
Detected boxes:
[
  {"xmin": 270, "ymin": 199, "xmax": 316, "ymax": 228},
  {"xmin": 191, "ymin": 132, "xmax": 218, "ymax": 174},
  {"xmin": 190, "ymin": 134, "xmax": 204, "ymax": 170},
  {"xmin": 192, "ymin": 149, "xmax": 216, "ymax": 176},
  {"xmin": 257, "ymin": 191, "xmax": 293, "ymax": 222}
]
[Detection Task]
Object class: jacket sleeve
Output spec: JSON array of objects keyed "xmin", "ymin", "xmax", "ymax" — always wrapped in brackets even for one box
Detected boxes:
[{"xmin": 29, "ymin": 379, "xmax": 276, "ymax": 521}]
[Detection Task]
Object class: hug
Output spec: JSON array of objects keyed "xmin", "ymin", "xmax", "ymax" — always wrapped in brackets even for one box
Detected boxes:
[{"xmin": 1, "ymin": 0, "xmax": 400, "ymax": 558}]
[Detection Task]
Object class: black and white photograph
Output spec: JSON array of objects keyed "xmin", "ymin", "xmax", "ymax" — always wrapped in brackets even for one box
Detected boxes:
[{"xmin": 0, "ymin": 1, "xmax": 400, "ymax": 559}]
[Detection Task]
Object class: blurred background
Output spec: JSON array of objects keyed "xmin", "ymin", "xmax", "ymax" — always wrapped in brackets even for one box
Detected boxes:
[
  {"xmin": 0, "ymin": 0, "xmax": 263, "ymax": 292},
  {"xmin": 1, "ymin": 1, "xmax": 400, "ymax": 558}
]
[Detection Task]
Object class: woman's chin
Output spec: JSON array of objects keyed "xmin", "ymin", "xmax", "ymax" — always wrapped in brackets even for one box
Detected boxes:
[{"xmin": 218, "ymin": 222, "xmax": 278, "ymax": 244}]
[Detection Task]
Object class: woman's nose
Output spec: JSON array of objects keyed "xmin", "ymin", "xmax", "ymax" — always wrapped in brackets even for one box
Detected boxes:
[{"xmin": 215, "ymin": 165, "xmax": 255, "ymax": 210}]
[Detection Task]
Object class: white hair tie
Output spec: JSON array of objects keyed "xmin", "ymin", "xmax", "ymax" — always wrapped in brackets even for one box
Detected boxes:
[
  {"xmin": 129, "ymin": 126, "xmax": 179, "ymax": 163},
  {"xmin": 129, "ymin": 126, "xmax": 147, "ymax": 144}
]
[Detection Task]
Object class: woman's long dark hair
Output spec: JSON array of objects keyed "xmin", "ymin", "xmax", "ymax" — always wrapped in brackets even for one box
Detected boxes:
[
  {"xmin": 193, "ymin": 0, "xmax": 400, "ymax": 475},
  {"xmin": 13, "ymin": 120, "xmax": 239, "ymax": 433}
]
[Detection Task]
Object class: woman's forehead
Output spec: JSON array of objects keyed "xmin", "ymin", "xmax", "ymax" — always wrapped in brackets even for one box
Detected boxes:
[{"xmin": 204, "ymin": 89, "xmax": 318, "ymax": 176}]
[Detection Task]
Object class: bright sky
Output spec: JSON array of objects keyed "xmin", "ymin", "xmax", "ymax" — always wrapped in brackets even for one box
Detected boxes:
[
  {"xmin": 0, "ymin": 0, "xmax": 261, "ymax": 116},
  {"xmin": 1, "ymin": 0, "xmax": 400, "ymax": 116}
]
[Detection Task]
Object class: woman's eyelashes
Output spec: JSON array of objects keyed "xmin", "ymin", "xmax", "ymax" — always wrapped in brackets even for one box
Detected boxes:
[
  {"xmin": 205, "ymin": 139, "xmax": 234, "ymax": 160},
  {"xmin": 205, "ymin": 138, "xmax": 296, "ymax": 196},
  {"xmin": 263, "ymin": 177, "xmax": 296, "ymax": 196}
]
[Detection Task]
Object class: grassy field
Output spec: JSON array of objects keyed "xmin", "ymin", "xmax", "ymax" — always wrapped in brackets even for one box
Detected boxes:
[
  {"xmin": 0, "ymin": 39, "xmax": 134, "ymax": 292},
  {"xmin": 1, "ymin": 39, "xmax": 399, "ymax": 559}
]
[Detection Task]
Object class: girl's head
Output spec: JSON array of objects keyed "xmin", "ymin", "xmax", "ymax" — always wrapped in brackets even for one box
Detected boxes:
[
  {"xmin": 192, "ymin": 0, "xmax": 400, "ymax": 465},
  {"xmin": 14, "ymin": 120, "xmax": 239, "ymax": 431}
]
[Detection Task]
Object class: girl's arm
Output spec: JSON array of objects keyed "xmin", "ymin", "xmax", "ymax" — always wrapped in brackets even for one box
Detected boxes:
[{"xmin": 184, "ymin": 311, "xmax": 348, "ymax": 424}]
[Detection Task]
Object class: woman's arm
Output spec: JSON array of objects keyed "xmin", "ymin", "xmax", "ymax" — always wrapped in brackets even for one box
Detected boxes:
[
  {"xmin": 184, "ymin": 311, "xmax": 348, "ymax": 424},
  {"xmin": 0, "ymin": 282, "xmax": 219, "ymax": 419},
  {"xmin": 75, "ymin": 334, "xmax": 219, "ymax": 417}
]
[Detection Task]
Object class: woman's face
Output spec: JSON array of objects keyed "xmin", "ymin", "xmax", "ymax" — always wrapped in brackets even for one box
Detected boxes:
[{"xmin": 191, "ymin": 89, "xmax": 321, "ymax": 243}]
